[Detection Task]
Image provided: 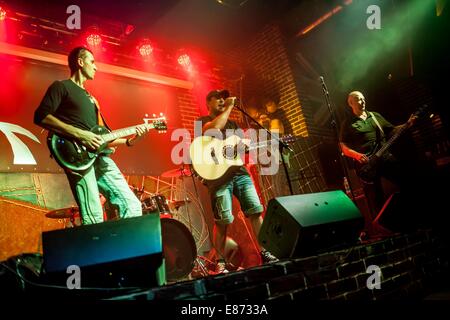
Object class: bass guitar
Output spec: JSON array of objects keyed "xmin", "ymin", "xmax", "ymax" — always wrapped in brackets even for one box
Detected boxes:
[{"xmin": 356, "ymin": 105, "xmax": 429, "ymax": 183}]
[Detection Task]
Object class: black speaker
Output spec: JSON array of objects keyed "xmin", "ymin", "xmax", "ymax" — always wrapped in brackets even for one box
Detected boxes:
[
  {"xmin": 259, "ymin": 190, "xmax": 364, "ymax": 258},
  {"xmin": 41, "ymin": 214, "xmax": 166, "ymax": 288}
]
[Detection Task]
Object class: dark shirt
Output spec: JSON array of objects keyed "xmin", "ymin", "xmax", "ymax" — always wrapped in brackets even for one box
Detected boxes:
[
  {"xmin": 340, "ymin": 111, "xmax": 394, "ymax": 155},
  {"xmin": 34, "ymin": 79, "xmax": 99, "ymax": 131},
  {"xmin": 197, "ymin": 115, "xmax": 240, "ymax": 133},
  {"xmin": 196, "ymin": 115, "xmax": 249, "ymax": 188}
]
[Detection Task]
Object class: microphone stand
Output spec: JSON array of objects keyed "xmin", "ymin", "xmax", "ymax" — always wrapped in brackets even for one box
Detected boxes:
[
  {"xmin": 234, "ymin": 104, "xmax": 295, "ymax": 195},
  {"xmin": 319, "ymin": 76, "xmax": 355, "ymax": 199}
]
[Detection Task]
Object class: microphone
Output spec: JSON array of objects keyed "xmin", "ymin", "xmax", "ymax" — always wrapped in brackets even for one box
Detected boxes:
[
  {"xmin": 319, "ymin": 76, "xmax": 325, "ymax": 86},
  {"xmin": 226, "ymin": 96, "xmax": 239, "ymax": 107},
  {"xmin": 319, "ymin": 76, "xmax": 328, "ymax": 94}
]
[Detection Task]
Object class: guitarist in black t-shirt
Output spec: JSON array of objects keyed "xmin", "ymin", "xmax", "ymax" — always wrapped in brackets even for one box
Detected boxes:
[
  {"xmin": 34, "ymin": 47, "xmax": 149, "ymax": 225},
  {"xmin": 339, "ymin": 91, "xmax": 417, "ymax": 235}
]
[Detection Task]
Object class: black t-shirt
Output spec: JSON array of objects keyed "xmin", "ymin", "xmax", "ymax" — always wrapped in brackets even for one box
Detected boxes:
[
  {"xmin": 195, "ymin": 115, "xmax": 249, "ymax": 188},
  {"xmin": 34, "ymin": 79, "xmax": 99, "ymax": 131},
  {"xmin": 340, "ymin": 111, "xmax": 394, "ymax": 155},
  {"xmin": 197, "ymin": 115, "xmax": 242, "ymax": 133}
]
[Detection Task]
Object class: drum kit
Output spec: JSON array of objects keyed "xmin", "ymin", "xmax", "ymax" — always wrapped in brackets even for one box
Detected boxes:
[{"xmin": 44, "ymin": 165, "xmax": 212, "ymax": 282}]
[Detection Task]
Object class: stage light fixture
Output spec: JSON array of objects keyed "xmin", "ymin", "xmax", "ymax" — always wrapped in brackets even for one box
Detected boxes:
[
  {"xmin": 0, "ymin": 7, "xmax": 6, "ymax": 21},
  {"xmin": 177, "ymin": 54, "xmax": 191, "ymax": 68},
  {"xmin": 139, "ymin": 44, "xmax": 153, "ymax": 57},
  {"xmin": 125, "ymin": 24, "xmax": 135, "ymax": 36},
  {"xmin": 86, "ymin": 26, "xmax": 102, "ymax": 48},
  {"xmin": 86, "ymin": 33, "xmax": 101, "ymax": 47},
  {"xmin": 138, "ymin": 39, "xmax": 153, "ymax": 57}
]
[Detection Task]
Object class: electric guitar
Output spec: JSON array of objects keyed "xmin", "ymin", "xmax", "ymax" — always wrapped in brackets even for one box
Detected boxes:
[
  {"xmin": 356, "ymin": 105, "xmax": 429, "ymax": 183},
  {"xmin": 189, "ymin": 134, "xmax": 295, "ymax": 182},
  {"xmin": 48, "ymin": 116, "xmax": 167, "ymax": 172}
]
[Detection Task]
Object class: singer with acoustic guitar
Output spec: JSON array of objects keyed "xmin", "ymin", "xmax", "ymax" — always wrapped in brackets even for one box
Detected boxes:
[{"xmin": 194, "ymin": 89, "xmax": 279, "ymax": 274}]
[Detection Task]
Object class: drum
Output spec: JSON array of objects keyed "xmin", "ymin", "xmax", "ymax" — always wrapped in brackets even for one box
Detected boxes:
[
  {"xmin": 161, "ymin": 218, "xmax": 197, "ymax": 282},
  {"xmin": 142, "ymin": 194, "xmax": 171, "ymax": 216}
]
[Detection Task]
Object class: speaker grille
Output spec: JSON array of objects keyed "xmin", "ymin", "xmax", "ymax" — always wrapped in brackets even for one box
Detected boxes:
[{"xmin": 259, "ymin": 190, "xmax": 364, "ymax": 258}]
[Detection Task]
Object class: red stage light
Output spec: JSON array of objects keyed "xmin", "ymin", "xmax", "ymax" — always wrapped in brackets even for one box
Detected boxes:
[
  {"xmin": 139, "ymin": 43, "xmax": 153, "ymax": 57},
  {"xmin": 177, "ymin": 54, "xmax": 191, "ymax": 67},
  {"xmin": 86, "ymin": 33, "xmax": 102, "ymax": 47},
  {"xmin": 0, "ymin": 7, "xmax": 6, "ymax": 21}
]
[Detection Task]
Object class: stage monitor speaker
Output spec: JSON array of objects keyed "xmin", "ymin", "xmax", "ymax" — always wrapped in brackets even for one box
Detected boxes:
[
  {"xmin": 259, "ymin": 190, "xmax": 364, "ymax": 258},
  {"xmin": 41, "ymin": 214, "xmax": 166, "ymax": 288}
]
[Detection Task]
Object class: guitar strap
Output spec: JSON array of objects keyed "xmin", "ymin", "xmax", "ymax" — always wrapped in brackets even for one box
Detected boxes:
[
  {"xmin": 89, "ymin": 95, "xmax": 111, "ymax": 130},
  {"xmin": 369, "ymin": 112, "xmax": 385, "ymax": 138},
  {"xmin": 88, "ymin": 95, "xmax": 116, "ymax": 155}
]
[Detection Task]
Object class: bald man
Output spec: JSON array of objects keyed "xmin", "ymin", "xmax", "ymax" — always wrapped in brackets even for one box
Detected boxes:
[{"xmin": 339, "ymin": 91, "xmax": 416, "ymax": 237}]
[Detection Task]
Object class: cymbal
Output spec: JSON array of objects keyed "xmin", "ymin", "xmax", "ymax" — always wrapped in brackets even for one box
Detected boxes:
[
  {"xmin": 170, "ymin": 200, "xmax": 191, "ymax": 208},
  {"xmin": 161, "ymin": 167, "xmax": 191, "ymax": 178},
  {"xmin": 45, "ymin": 207, "xmax": 79, "ymax": 219}
]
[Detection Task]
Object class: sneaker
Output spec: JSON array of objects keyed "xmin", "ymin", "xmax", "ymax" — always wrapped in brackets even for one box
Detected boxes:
[{"xmin": 260, "ymin": 250, "xmax": 279, "ymax": 264}]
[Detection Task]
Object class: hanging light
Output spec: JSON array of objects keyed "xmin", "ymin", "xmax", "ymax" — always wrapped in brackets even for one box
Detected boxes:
[
  {"xmin": 138, "ymin": 39, "xmax": 153, "ymax": 57},
  {"xmin": 86, "ymin": 33, "xmax": 101, "ymax": 47},
  {"xmin": 177, "ymin": 53, "xmax": 191, "ymax": 68},
  {"xmin": 86, "ymin": 26, "xmax": 102, "ymax": 48},
  {"xmin": 0, "ymin": 7, "xmax": 7, "ymax": 21}
]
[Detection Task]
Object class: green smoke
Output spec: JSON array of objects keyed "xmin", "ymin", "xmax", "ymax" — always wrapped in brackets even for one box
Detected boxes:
[{"xmin": 337, "ymin": 0, "xmax": 432, "ymax": 88}]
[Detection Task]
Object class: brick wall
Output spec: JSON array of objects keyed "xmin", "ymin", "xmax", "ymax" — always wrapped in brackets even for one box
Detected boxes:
[
  {"xmin": 245, "ymin": 24, "xmax": 308, "ymax": 137},
  {"xmin": 174, "ymin": 24, "xmax": 323, "ymax": 140},
  {"xmin": 171, "ymin": 24, "xmax": 331, "ymax": 195},
  {"xmin": 226, "ymin": 24, "xmax": 308, "ymax": 138},
  {"xmin": 176, "ymin": 89, "xmax": 200, "ymax": 138},
  {"xmin": 112, "ymin": 229, "xmax": 450, "ymax": 301},
  {"xmin": 222, "ymin": 24, "xmax": 328, "ymax": 194}
]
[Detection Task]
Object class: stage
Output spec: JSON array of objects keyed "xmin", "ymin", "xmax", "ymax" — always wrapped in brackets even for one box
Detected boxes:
[
  {"xmin": 1, "ymin": 0, "xmax": 449, "ymax": 305},
  {"xmin": 1, "ymin": 228, "xmax": 449, "ymax": 302}
]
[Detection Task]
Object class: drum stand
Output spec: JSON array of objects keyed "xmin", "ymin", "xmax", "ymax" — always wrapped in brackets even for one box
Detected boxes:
[
  {"xmin": 191, "ymin": 256, "xmax": 214, "ymax": 278},
  {"xmin": 177, "ymin": 165, "xmax": 218, "ymax": 277}
]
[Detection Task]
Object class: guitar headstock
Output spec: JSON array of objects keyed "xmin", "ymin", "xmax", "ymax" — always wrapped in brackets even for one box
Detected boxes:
[{"xmin": 143, "ymin": 113, "xmax": 167, "ymax": 133}]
